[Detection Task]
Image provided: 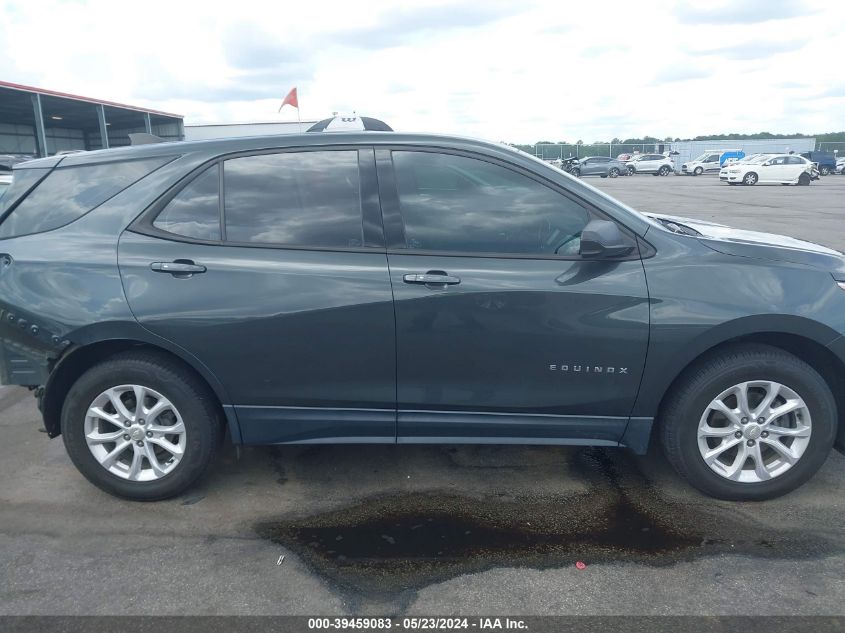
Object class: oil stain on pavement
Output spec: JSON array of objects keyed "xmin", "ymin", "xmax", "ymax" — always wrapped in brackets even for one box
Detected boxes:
[{"xmin": 254, "ymin": 448, "xmax": 839, "ymax": 594}]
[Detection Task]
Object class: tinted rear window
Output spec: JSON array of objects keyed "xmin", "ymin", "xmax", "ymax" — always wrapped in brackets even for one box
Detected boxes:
[
  {"xmin": 153, "ymin": 164, "xmax": 221, "ymax": 241},
  {"xmin": 0, "ymin": 169, "xmax": 50, "ymax": 219},
  {"xmin": 223, "ymin": 150, "xmax": 363, "ymax": 248},
  {"xmin": 0, "ymin": 157, "xmax": 172, "ymax": 239}
]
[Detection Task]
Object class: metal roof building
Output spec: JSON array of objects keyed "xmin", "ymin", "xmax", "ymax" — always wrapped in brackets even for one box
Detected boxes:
[
  {"xmin": 0, "ymin": 81, "xmax": 184, "ymax": 159},
  {"xmin": 184, "ymin": 121, "xmax": 318, "ymax": 141}
]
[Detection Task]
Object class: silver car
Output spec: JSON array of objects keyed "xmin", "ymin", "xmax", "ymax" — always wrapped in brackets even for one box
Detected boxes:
[{"xmin": 571, "ymin": 156, "xmax": 626, "ymax": 178}]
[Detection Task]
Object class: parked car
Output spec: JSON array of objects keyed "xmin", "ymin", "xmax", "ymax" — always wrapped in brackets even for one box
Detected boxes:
[
  {"xmin": 800, "ymin": 151, "xmax": 837, "ymax": 176},
  {"xmin": 719, "ymin": 154, "xmax": 814, "ymax": 185},
  {"xmin": 835, "ymin": 157, "xmax": 844, "ymax": 174},
  {"xmin": 570, "ymin": 156, "xmax": 626, "ymax": 178},
  {"xmin": 625, "ymin": 153, "xmax": 674, "ymax": 176},
  {"xmin": 1, "ymin": 132, "xmax": 844, "ymax": 502},
  {"xmin": 681, "ymin": 151, "xmax": 726, "ymax": 176},
  {"xmin": 0, "ymin": 174, "xmax": 11, "ymax": 198},
  {"xmin": 0, "ymin": 154, "xmax": 36, "ymax": 172}
]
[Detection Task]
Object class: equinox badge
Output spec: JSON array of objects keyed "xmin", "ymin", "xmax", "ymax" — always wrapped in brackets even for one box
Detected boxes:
[{"xmin": 549, "ymin": 364, "xmax": 628, "ymax": 374}]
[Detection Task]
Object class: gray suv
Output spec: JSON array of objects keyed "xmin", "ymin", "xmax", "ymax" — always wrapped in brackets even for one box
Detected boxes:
[
  {"xmin": 0, "ymin": 132, "xmax": 843, "ymax": 501},
  {"xmin": 571, "ymin": 156, "xmax": 626, "ymax": 178}
]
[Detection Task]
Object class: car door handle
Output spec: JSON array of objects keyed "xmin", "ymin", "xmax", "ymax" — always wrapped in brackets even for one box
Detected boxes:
[
  {"xmin": 150, "ymin": 260, "xmax": 207, "ymax": 275},
  {"xmin": 403, "ymin": 272, "xmax": 461, "ymax": 285}
]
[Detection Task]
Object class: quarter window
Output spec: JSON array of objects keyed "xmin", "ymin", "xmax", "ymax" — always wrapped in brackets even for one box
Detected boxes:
[
  {"xmin": 0, "ymin": 157, "xmax": 172, "ymax": 239},
  {"xmin": 392, "ymin": 151, "xmax": 591, "ymax": 256},
  {"xmin": 223, "ymin": 151, "xmax": 363, "ymax": 248},
  {"xmin": 154, "ymin": 164, "xmax": 220, "ymax": 240}
]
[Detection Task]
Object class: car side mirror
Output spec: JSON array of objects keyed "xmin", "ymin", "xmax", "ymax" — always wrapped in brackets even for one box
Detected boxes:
[{"xmin": 579, "ymin": 219, "xmax": 634, "ymax": 258}]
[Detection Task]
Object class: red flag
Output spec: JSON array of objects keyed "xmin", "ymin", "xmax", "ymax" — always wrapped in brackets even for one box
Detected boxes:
[{"xmin": 279, "ymin": 87, "xmax": 298, "ymax": 112}]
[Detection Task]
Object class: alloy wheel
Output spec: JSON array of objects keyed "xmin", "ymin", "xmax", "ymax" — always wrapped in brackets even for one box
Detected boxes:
[
  {"xmin": 743, "ymin": 173, "xmax": 757, "ymax": 185},
  {"xmin": 84, "ymin": 384, "xmax": 187, "ymax": 481},
  {"xmin": 697, "ymin": 380, "xmax": 811, "ymax": 483}
]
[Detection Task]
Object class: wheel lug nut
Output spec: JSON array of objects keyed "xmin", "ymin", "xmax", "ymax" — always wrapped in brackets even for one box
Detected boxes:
[
  {"xmin": 735, "ymin": 431, "xmax": 742, "ymax": 438},
  {"xmin": 747, "ymin": 439, "xmax": 755, "ymax": 446},
  {"xmin": 138, "ymin": 419, "xmax": 145, "ymax": 425},
  {"xmin": 146, "ymin": 431, "xmax": 152, "ymax": 437},
  {"xmin": 136, "ymin": 440, "xmax": 144, "ymax": 447},
  {"xmin": 741, "ymin": 417, "xmax": 748, "ymax": 424},
  {"xmin": 761, "ymin": 431, "xmax": 768, "ymax": 438},
  {"xmin": 757, "ymin": 417, "xmax": 765, "ymax": 423},
  {"xmin": 123, "ymin": 421, "xmax": 131, "ymax": 427},
  {"xmin": 123, "ymin": 434, "xmax": 130, "ymax": 440}
]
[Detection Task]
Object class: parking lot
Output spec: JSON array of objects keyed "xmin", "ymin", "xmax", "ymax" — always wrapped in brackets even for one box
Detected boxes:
[{"xmin": 1, "ymin": 174, "xmax": 845, "ymax": 617}]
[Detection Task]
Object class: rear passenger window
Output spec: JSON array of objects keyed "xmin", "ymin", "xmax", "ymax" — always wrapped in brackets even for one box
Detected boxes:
[
  {"xmin": 154, "ymin": 165, "xmax": 220, "ymax": 240},
  {"xmin": 223, "ymin": 150, "xmax": 363, "ymax": 248},
  {"xmin": 0, "ymin": 157, "xmax": 172, "ymax": 239}
]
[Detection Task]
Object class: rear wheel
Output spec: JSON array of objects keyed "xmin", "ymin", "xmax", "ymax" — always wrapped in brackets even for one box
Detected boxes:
[
  {"xmin": 61, "ymin": 351, "xmax": 224, "ymax": 500},
  {"xmin": 820, "ymin": 166, "xmax": 830, "ymax": 176},
  {"xmin": 660, "ymin": 344, "xmax": 836, "ymax": 500},
  {"xmin": 798, "ymin": 172, "xmax": 811, "ymax": 186},
  {"xmin": 743, "ymin": 172, "xmax": 758, "ymax": 185},
  {"xmin": 570, "ymin": 168, "xmax": 580, "ymax": 177}
]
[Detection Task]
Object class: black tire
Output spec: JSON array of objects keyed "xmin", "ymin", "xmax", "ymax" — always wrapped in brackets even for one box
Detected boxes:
[
  {"xmin": 570, "ymin": 168, "xmax": 580, "ymax": 177},
  {"xmin": 600, "ymin": 174, "xmax": 607, "ymax": 178},
  {"xmin": 820, "ymin": 166, "xmax": 830, "ymax": 176},
  {"xmin": 659, "ymin": 344, "xmax": 836, "ymax": 501},
  {"xmin": 61, "ymin": 351, "xmax": 224, "ymax": 501},
  {"xmin": 627, "ymin": 166, "xmax": 635, "ymax": 176},
  {"xmin": 798, "ymin": 172, "xmax": 811, "ymax": 186},
  {"xmin": 659, "ymin": 165, "xmax": 671, "ymax": 176},
  {"xmin": 693, "ymin": 167, "xmax": 703, "ymax": 176},
  {"xmin": 609, "ymin": 167, "xmax": 620, "ymax": 178}
]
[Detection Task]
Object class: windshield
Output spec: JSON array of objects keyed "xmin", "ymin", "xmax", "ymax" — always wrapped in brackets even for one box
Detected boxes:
[{"xmin": 692, "ymin": 153, "xmax": 711, "ymax": 162}]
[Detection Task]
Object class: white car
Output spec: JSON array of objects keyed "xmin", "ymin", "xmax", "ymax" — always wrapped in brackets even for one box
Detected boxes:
[
  {"xmin": 625, "ymin": 153, "xmax": 674, "ymax": 176},
  {"xmin": 0, "ymin": 173, "xmax": 12, "ymax": 199},
  {"xmin": 836, "ymin": 157, "xmax": 845, "ymax": 174},
  {"xmin": 719, "ymin": 154, "xmax": 814, "ymax": 186},
  {"xmin": 681, "ymin": 151, "xmax": 723, "ymax": 175}
]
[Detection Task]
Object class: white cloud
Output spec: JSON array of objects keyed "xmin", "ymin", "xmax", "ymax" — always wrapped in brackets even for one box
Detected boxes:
[{"xmin": 0, "ymin": 0, "xmax": 843, "ymax": 143}]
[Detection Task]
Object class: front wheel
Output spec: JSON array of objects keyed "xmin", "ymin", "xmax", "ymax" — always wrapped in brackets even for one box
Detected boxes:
[
  {"xmin": 659, "ymin": 344, "xmax": 836, "ymax": 500},
  {"xmin": 570, "ymin": 168, "xmax": 581, "ymax": 177},
  {"xmin": 61, "ymin": 351, "xmax": 224, "ymax": 500},
  {"xmin": 626, "ymin": 166, "xmax": 635, "ymax": 176},
  {"xmin": 798, "ymin": 172, "xmax": 811, "ymax": 186},
  {"xmin": 820, "ymin": 166, "xmax": 830, "ymax": 176},
  {"xmin": 693, "ymin": 167, "xmax": 704, "ymax": 176},
  {"xmin": 608, "ymin": 167, "xmax": 620, "ymax": 178},
  {"xmin": 659, "ymin": 165, "xmax": 671, "ymax": 176},
  {"xmin": 743, "ymin": 172, "xmax": 758, "ymax": 185}
]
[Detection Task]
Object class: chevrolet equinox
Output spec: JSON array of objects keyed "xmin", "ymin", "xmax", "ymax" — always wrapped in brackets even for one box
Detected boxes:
[{"xmin": 0, "ymin": 131, "xmax": 843, "ymax": 501}]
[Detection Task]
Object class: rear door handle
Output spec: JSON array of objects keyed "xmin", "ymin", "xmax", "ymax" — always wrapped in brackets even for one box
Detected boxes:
[
  {"xmin": 403, "ymin": 272, "xmax": 461, "ymax": 285},
  {"xmin": 150, "ymin": 260, "xmax": 207, "ymax": 275}
]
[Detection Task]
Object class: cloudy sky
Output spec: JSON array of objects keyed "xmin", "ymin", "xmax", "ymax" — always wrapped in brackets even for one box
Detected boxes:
[{"xmin": 1, "ymin": 0, "xmax": 843, "ymax": 143}]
